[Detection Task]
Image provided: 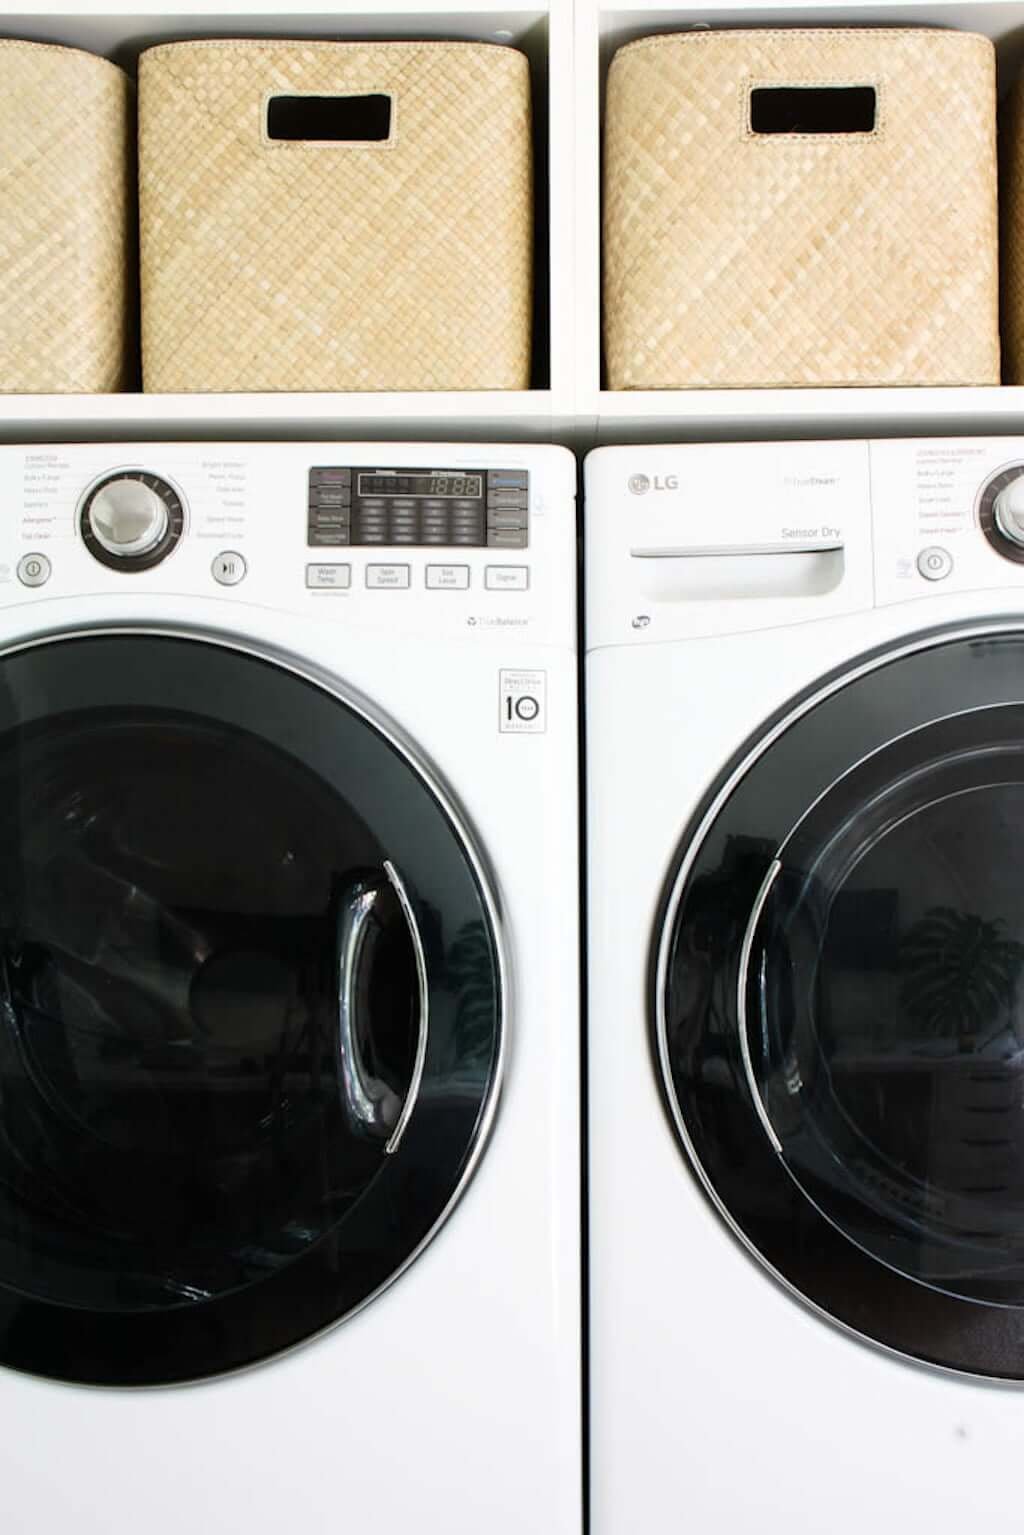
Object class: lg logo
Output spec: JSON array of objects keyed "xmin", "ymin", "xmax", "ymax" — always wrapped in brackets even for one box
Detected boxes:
[{"xmin": 628, "ymin": 473, "xmax": 679, "ymax": 495}]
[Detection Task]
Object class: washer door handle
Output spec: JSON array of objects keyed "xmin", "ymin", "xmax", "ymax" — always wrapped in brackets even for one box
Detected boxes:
[
  {"xmin": 380, "ymin": 860, "xmax": 429, "ymax": 1156},
  {"xmin": 335, "ymin": 862, "xmax": 429, "ymax": 1156}
]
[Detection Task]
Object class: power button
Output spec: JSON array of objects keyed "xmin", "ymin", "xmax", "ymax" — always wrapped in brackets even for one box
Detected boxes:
[
  {"xmin": 916, "ymin": 546, "xmax": 953, "ymax": 582},
  {"xmin": 17, "ymin": 553, "xmax": 51, "ymax": 587}
]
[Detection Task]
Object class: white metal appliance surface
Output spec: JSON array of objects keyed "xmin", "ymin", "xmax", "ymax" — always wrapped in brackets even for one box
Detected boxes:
[
  {"xmin": 586, "ymin": 438, "xmax": 1024, "ymax": 1534},
  {"xmin": 0, "ymin": 441, "xmax": 579, "ymax": 1535}
]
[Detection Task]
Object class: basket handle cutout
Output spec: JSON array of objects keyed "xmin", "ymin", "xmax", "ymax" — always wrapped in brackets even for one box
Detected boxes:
[
  {"xmin": 266, "ymin": 93, "xmax": 392, "ymax": 143},
  {"xmin": 749, "ymin": 85, "xmax": 876, "ymax": 135}
]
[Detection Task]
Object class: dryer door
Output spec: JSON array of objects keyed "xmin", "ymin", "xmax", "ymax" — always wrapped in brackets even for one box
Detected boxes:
[
  {"xmin": 0, "ymin": 632, "xmax": 502, "ymax": 1385},
  {"xmin": 660, "ymin": 626, "xmax": 1024, "ymax": 1378}
]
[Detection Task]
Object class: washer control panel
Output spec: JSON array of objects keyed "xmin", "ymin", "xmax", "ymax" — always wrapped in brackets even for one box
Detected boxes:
[
  {"xmin": 308, "ymin": 467, "xmax": 529, "ymax": 550},
  {"xmin": 0, "ymin": 444, "xmax": 575, "ymax": 647}
]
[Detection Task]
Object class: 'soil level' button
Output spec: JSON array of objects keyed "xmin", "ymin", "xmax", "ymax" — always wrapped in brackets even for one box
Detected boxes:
[
  {"xmin": 916, "ymin": 546, "xmax": 953, "ymax": 582},
  {"xmin": 17, "ymin": 552, "xmax": 51, "ymax": 587}
]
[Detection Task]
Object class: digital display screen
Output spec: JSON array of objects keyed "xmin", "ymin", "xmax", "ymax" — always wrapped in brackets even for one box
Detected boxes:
[{"xmin": 358, "ymin": 473, "xmax": 484, "ymax": 499}]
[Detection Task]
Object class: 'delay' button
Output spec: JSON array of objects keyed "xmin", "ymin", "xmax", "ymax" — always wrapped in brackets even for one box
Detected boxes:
[{"xmin": 17, "ymin": 553, "xmax": 51, "ymax": 587}]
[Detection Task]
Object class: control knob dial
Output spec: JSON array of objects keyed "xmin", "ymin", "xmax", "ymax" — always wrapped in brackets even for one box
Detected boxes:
[
  {"xmin": 80, "ymin": 471, "xmax": 185, "ymax": 570},
  {"xmin": 994, "ymin": 478, "xmax": 1024, "ymax": 549}
]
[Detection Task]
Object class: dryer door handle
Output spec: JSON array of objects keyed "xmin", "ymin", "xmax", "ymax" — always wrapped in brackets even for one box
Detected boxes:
[
  {"xmin": 630, "ymin": 542, "xmax": 844, "ymax": 559},
  {"xmin": 335, "ymin": 862, "xmax": 429, "ymax": 1156},
  {"xmin": 735, "ymin": 857, "xmax": 785, "ymax": 1155}
]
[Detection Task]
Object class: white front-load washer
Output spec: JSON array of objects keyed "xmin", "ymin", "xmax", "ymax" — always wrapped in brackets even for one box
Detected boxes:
[
  {"xmin": 586, "ymin": 438, "xmax": 1024, "ymax": 1533},
  {"xmin": 0, "ymin": 441, "xmax": 579, "ymax": 1534}
]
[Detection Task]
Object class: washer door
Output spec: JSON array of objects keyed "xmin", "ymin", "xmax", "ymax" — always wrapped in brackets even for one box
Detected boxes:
[
  {"xmin": 660, "ymin": 627, "xmax": 1024, "ymax": 1378},
  {"xmin": 0, "ymin": 633, "xmax": 502, "ymax": 1386}
]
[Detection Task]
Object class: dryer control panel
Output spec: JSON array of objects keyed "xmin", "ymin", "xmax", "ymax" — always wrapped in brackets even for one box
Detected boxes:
[
  {"xmin": 871, "ymin": 439, "xmax": 1024, "ymax": 608},
  {"xmin": 586, "ymin": 437, "xmax": 1024, "ymax": 650}
]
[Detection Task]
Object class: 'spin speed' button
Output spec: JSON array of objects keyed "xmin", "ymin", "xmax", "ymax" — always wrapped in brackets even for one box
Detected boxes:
[
  {"xmin": 17, "ymin": 553, "xmax": 50, "ymax": 587},
  {"xmin": 917, "ymin": 546, "xmax": 953, "ymax": 582},
  {"xmin": 212, "ymin": 551, "xmax": 246, "ymax": 586},
  {"xmin": 366, "ymin": 564, "xmax": 411, "ymax": 589}
]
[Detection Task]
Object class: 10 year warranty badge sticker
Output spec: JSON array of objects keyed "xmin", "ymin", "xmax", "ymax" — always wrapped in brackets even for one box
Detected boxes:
[{"xmin": 499, "ymin": 670, "xmax": 547, "ymax": 734}]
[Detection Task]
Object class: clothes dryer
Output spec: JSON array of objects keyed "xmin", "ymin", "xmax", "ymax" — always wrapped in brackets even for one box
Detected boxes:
[
  {"xmin": 586, "ymin": 438, "xmax": 1024, "ymax": 1533},
  {"xmin": 0, "ymin": 441, "xmax": 579, "ymax": 1534}
]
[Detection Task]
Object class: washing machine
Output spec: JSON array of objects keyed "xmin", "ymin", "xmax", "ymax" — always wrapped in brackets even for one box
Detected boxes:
[
  {"xmin": 586, "ymin": 437, "xmax": 1024, "ymax": 1533},
  {"xmin": 0, "ymin": 441, "xmax": 579, "ymax": 1534}
]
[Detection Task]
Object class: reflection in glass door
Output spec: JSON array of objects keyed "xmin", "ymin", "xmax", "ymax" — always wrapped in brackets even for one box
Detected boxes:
[
  {"xmin": 0, "ymin": 633, "xmax": 502, "ymax": 1385},
  {"xmin": 659, "ymin": 630, "xmax": 1024, "ymax": 1377}
]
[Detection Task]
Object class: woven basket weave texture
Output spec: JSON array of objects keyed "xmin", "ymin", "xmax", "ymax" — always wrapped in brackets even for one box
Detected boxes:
[
  {"xmin": 999, "ymin": 79, "xmax": 1024, "ymax": 382},
  {"xmin": 139, "ymin": 40, "xmax": 533, "ymax": 393},
  {"xmin": 603, "ymin": 29, "xmax": 1000, "ymax": 389},
  {"xmin": 0, "ymin": 40, "xmax": 133, "ymax": 394}
]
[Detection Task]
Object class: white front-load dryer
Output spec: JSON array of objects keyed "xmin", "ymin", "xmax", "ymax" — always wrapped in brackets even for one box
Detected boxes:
[
  {"xmin": 586, "ymin": 438, "xmax": 1024, "ymax": 1533},
  {"xmin": 0, "ymin": 441, "xmax": 580, "ymax": 1534}
]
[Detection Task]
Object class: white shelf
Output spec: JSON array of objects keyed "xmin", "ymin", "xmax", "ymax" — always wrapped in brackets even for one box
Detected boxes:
[
  {"xmin": 0, "ymin": 391, "xmax": 574, "ymax": 444},
  {"xmin": 590, "ymin": 386, "xmax": 1024, "ymax": 441}
]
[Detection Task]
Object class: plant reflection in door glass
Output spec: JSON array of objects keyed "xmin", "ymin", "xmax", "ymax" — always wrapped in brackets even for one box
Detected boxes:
[
  {"xmin": 448, "ymin": 920, "xmax": 499, "ymax": 1069},
  {"xmin": 900, "ymin": 907, "xmax": 1024, "ymax": 1055}
]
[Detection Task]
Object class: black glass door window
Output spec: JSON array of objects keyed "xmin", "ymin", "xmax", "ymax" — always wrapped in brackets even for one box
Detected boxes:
[
  {"xmin": 0, "ymin": 634, "xmax": 501, "ymax": 1385},
  {"xmin": 661, "ymin": 629, "xmax": 1024, "ymax": 1377}
]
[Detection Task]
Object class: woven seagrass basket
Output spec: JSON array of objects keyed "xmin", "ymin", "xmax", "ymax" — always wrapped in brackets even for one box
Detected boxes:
[
  {"xmin": 0, "ymin": 40, "xmax": 133, "ymax": 394},
  {"xmin": 603, "ymin": 29, "xmax": 1000, "ymax": 389},
  {"xmin": 999, "ymin": 80, "xmax": 1024, "ymax": 382},
  {"xmin": 138, "ymin": 39, "xmax": 533, "ymax": 393}
]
